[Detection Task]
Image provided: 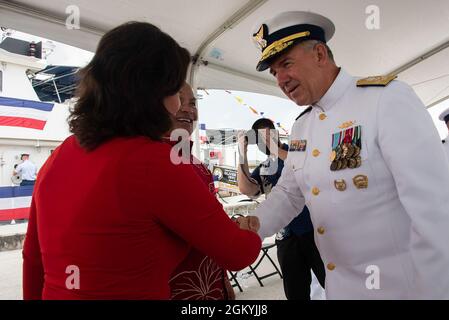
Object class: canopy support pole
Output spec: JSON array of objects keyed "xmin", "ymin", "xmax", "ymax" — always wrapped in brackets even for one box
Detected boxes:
[{"xmin": 188, "ymin": 0, "xmax": 268, "ymax": 158}]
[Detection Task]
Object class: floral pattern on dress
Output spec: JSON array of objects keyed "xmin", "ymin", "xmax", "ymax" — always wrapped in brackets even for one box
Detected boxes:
[{"xmin": 170, "ymin": 255, "xmax": 225, "ymax": 300}]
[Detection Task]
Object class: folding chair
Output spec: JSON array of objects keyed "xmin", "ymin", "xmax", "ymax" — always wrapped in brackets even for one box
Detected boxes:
[
  {"xmin": 229, "ymin": 213, "xmax": 283, "ymax": 287},
  {"xmin": 227, "ymin": 270, "xmax": 244, "ymax": 292},
  {"xmin": 247, "ymin": 242, "xmax": 283, "ymax": 287}
]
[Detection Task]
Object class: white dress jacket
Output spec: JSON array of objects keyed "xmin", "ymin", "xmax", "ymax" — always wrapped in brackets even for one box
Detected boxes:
[{"xmin": 254, "ymin": 69, "xmax": 449, "ymax": 299}]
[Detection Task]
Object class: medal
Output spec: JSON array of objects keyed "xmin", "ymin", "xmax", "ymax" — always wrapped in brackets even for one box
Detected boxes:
[
  {"xmin": 348, "ymin": 158, "xmax": 357, "ymax": 169},
  {"xmin": 341, "ymin": 143, "xmax": 348, "ymax": 159},
  {"xmin": 330, "ymin": 161, "xmax": 338, "ymax": 171},
  {"xmin": 336, "ymin": 160, "xmax": 342, "ymax": 170},
  {"xmin": 335, "ymin": 145, "xmax": 342, "ymax": 161},
  {"xmin": 334, "ymin": 179, "xmax": 347, "ymax": 191},
  {"xmin": 340, "ymin": 158, "xmax": 348, "ymax": 170},
  {"xmin": 353, "ymin": 145, "xmax": 360, "ymax": 157},
  {"xmin": 346, "ymin": 144, "xmax": 355, "ymax": 158},
  {"xmin": 353, "ymin": 175, "xmax": 368, "ymax": 189},
  {"xmin": 330, "ymin": 125, "xmax": 362, "ymax": 172},
  {"xmin": 355, "ymin": 156, "xmax": 362, "ymax": 168}
]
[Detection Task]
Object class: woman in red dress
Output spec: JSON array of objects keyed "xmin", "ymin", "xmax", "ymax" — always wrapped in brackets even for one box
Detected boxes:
[
  {"xmin": 166, "ymin": 83, "xmax": 235, "ymax": 300},
  {"xmin": 22, "ymin": 22, "xmax": 261, "ymax": 300}
]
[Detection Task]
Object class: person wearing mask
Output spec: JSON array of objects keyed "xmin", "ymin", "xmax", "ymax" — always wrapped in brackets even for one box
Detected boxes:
[{"xmin": 237, "ymin": 118, "xmax": 325, "ymax": 300}]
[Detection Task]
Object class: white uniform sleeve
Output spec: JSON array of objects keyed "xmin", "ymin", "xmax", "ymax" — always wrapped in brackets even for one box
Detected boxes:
[
  {"xmin": 253, "ymin": 158, "xmax": 306, "ymax": 239},
  {"xmin": 15, "ymin": 163, "xmax": 23, "ymax": 175},
  {"xmin": 377, "ymin": 81, "xmax": 449, "ymax": 298}
]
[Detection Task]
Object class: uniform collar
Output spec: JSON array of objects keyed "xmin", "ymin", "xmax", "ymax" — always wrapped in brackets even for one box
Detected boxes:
[{"xmin": 313, "ymin": 68, "xmax": 353, "ymax": 112}]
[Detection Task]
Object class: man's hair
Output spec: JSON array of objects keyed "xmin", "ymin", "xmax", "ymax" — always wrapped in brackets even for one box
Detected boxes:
[
  {"xmin": 251, "ymin": 118, "xmax": 281, "ymax": 153},
  {"xmin": 298, "ymin": 39, "xmax": 334, "ymax": 62},
  {"xmin": 251, "ymin": 118, "xmax": 275, "ymax": 130},
  {"xmin": 69, "ymin": 21, "xmax": 191, "ymax": 150},
  {"xmin": 444, "ymin": 114, "xmax": 449, "ymax": 124}
]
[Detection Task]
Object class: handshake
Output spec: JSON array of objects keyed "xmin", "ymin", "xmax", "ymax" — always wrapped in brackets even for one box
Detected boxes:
[{"xmin": 235, "ymin": 215, "xmax": 260, "ymax": 233}]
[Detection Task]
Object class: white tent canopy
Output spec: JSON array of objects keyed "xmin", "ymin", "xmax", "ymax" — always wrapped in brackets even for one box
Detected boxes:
[{"xmin": 1, "ymin": 0, "xmax": 449, "ymax": 106}]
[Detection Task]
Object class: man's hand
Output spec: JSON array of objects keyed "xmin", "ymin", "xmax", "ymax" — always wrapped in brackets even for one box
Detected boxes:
[
  {"xmin": 237, "ymin": 130, "xmax": 248, "ymax": 155},
  {"xmin": 236, "ymin": 216, "xmax": 260, "ymax": 233}
]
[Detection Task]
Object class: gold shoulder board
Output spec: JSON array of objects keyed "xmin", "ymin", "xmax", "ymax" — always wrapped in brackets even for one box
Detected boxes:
[{"xmin": 356, "ymin": 74, "xmax": 397, "ymax": 87}]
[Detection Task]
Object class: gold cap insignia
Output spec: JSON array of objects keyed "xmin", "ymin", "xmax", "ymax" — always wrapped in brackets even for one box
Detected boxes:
[{"xmin": 253, "ymin": 24, "xmax": 268, "ymax": 51}]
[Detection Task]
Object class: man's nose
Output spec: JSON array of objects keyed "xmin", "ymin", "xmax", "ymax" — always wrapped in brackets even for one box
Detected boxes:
[{"xmin": 276, "ymin": 70, "xmax": 290, "ymax": 88}]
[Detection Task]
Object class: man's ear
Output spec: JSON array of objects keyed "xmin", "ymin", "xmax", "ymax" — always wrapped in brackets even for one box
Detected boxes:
[{"xmin": 315, "ymin": 43, "xmax": 328, "ymax": 65}]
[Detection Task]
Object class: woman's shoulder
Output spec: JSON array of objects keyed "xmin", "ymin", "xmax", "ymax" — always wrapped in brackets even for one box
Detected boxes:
[
  {"xmin": 112, "ymin": 136, "xmax": 174, "ymax": 165},
  {"xmin": 59, "ymin": 135, "xmax": 172, "ymax": 163},
  {"xmin": 68, "ymin": 135, "xmax": 170, "ymax": 151}
]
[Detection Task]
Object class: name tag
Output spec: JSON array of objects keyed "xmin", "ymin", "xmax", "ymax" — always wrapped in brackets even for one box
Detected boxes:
[{"xmin": 289, "ymin": 139, "xmax": 307, "ymax": 152}]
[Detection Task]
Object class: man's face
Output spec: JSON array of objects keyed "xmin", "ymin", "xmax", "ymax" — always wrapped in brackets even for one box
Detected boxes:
[
  {"xmin": 171, "ymin": 83, "xmax": 198, "ymax": 136},
  {"xmin": 256, "ymin": 127, "xmax": 278, "ymax": 155},
  {"xmin": 269, "ymin": 43, "xmax": 323, "ymax": 106}
]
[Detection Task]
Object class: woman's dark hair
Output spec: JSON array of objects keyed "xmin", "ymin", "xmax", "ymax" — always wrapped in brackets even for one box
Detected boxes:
[{"xmin": 69, "ymin": 21, "xmax": 191, "ymax": 150}]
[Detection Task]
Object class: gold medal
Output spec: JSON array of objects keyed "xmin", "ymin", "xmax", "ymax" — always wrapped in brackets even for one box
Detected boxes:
[
  {"xmin": 348, "ymin": 158, "xmax": 357, "ymax": 169},
  {"xmin": 353, "ymin": 145, "xmax": 360, "ymax": 157},
  {"xmin": 334, "ymin": 179, "xmax": 347, "ymax": 191},
  {"xmin": 335, "ymin": 147, "xmax": 342, "ymax": 161},
  {"xmin": 330, "ymin": 161, "xmax": 338, "ymax": 171},
  {"xmin": 340, "ymin": 158, "xmax": 348, "ymax": 170},
  {"xmin": 336, "ymin": 160, "xmax": 342, "ymax": 170},
  {"xmin": 330, "ymin": 150, "xmax": 337, "ymax": 162},
  {"xmin": 346, "ymin": 144, "xmax": 355, "ymax": 158},
  {"xmin": 341, "ymin": 143, "xmax": 349, "ymax": 159},
  {"xmin": 355, "ymin": 156, "xmax": 362, "ymax": 168},
  {"xmin": 353, "ymin": 175, "xmax": 368, "ymax": 189}
]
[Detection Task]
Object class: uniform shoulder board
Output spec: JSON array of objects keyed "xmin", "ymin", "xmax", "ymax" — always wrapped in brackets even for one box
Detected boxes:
[
  {"xmin": 295, "ymin": 106, "xmax": 312, "ymax": 120},
  {"xmin": 356, "ymin": 74, "xmax": 397, "ymax": 87}
]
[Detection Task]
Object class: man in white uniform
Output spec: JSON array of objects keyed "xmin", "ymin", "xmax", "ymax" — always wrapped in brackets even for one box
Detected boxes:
[
  {"xmin": 13, "ymin": 153, "xmax": 37, "ymax": 186},
  {"xmin": 238, "ymin": 11, "xmax": 449, "ymax": 299},
  {"xmin": 439, "ymin": 107, "xmax": 449, "ymax": 159}
]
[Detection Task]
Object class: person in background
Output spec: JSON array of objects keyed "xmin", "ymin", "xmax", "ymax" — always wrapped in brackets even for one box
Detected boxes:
[
  {"xmin": 438, "ymin": 107, "xmax": 449, "ymax": 159},
  {"xmin": 237, "ymin": 118, "xmax": 325, "ymax": 300},
  {"xmin": 22, "ymin": 21, "xmax": 261, "ymax": 300},
  {"xmin": 13, "ymin": 153, "xmax": 37, "ymax": 186},
  {"xmin": 166, "ymin": 82, "xmax": 236, "ymax": 300}
]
